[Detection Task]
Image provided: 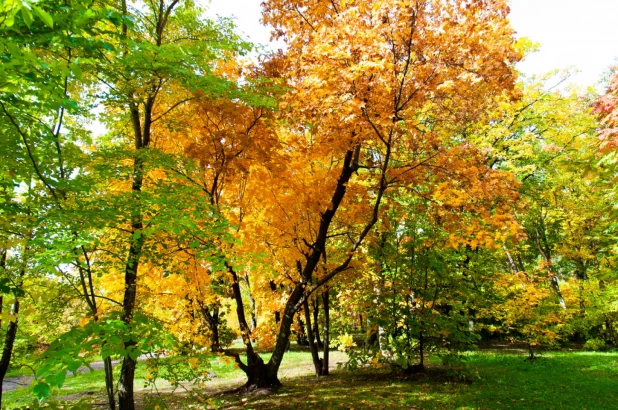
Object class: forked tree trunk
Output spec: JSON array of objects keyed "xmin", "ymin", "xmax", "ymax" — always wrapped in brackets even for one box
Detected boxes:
[
  {"xmin": 233, "ymin": 145, "xmax": 387, "ymax": 388},
  {"xmin": 227, "ymin": 264, "xmax": 281, "ymax": 388}
]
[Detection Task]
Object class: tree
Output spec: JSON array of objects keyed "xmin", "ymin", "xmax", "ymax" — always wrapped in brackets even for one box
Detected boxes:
[
  {"xmin": 1, "ymin": 0, "xmax": 258, "ymax": 408},
  {"xmin": 445, "ymin": 65, "xmax": 618, "ymax": 354},
  {"xmin": 596, "ymin": 67, "xmax": 618, "ymax": 152},
  {"xmin": 209, "ymin": 0, "xmax": 521, "ymax": 388},
  {"xmin": 0, "ymin": 1, "xmax": 124, "ymax": 406}
]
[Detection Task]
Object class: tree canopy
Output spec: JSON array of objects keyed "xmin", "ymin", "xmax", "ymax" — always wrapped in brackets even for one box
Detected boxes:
[{"xmin": 1, "ymin": 1, "xmax": 618, "ymax": 409}]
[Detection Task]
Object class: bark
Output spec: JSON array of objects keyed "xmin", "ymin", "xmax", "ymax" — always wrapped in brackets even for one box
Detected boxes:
[
  {"xmin": 265, "ymin": 285, "xmax": 305, "ymax": 383},
  {"xmin": 296, "ymin": 314, "xmax": 308, "ymax": 345},
  {"xmin": 118, "ymin": 357, "xmax": 136, "ymax": 409},
  {"xmin": 603, "ymin": 318, "xmax": 616, "ymax": 345},
  {"xmin": 375, "ymin": 279, "xmax": 389, "ymax": 357},
  {"xmin": 265, "ymin": 144, "xmax": 375, "ymax": 381},
  {"xmin": 118, "ymin": 91, "xmax": 152, "ymax": 410},
  {"xmin": 103, "ymin": 356, "xmax": 116, "ymax": 410},
  {"xmin": 527, "ymin": 343, "xmax": 536, "ymax": 361},
  {"xmin": 312, "ymin": 296, "xmax": 323, "ymax": 348},
  {"xmin": 199, "ymin": 304, "xmax": 221, "ymax": 351},
  {"xmin": 118, "ymin": 0, "xmax": 182, "ymax": 402},
  {"xmin": 503, "ymin": 245, "xmax": 518, "ymax": 274},
  {"xmin": 418, "ymin": 327, "xmax": 424, "ymax": 368},
  {"xmin": 549, "ymin": 276, "xmax": 567, "ymax": 310},
  {"xmin": 0, "ymin": 251, "xmax": 28, "ymax": 409},
  {"xmin": 321, "ymin": 288, "xmax": 330, "ymax": 376},
  {"xmin": 303, "ymin": 299, "xmax": 323, "ymax": 376},
  {"xmin": 118, "ymin": 150, "xmax": 145, "ymax": 410},
  {"xmin": 243, "ymin": 273, "xmax": 258, "ymax": 331},
  {"xmin": 375, "ymin": 233, "xmax": 390, "ymax": 357},
  {"xmin": 0, "ymin": 299, "xmax": 19, "ymax": 410},
  {"xmin": 228, "ymin": 263, "xmax": 281, "ymax": 388},
  {"xmin": 76, "ymin": 247, "xmax": 116, "ymax": 409}
]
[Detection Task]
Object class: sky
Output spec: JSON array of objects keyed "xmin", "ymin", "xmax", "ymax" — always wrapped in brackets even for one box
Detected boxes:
[{"xmin": 205, "ymin": 0, "xmax": 618, "ymax": 89}]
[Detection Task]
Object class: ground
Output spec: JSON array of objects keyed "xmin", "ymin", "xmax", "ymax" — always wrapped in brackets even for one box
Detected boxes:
[{"xmin": 3, "ymin": 347, "xmax": 618, "ymax": 409}]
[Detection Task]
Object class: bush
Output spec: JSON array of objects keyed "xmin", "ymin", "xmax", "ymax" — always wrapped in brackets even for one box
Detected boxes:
[{"xmin": 583, "ymin": 338, "xmax": 609, "ymax": 352}]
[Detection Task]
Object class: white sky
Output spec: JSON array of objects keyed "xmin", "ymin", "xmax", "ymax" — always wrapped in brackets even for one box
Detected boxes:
[
  {"xmin": 509, "ymin": 0, "xmax": 618, "ymax": 88},
  {"xmin": 205, "ymin": 0, "xmax": 618, "ymax": 89}
]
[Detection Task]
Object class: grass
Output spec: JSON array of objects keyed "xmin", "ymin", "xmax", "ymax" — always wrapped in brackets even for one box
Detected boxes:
[
  {"xmin": 3, "ymin": 349, "xmax": 618, "ymax": 409},
  {"xmin": 214, "ymin": 351, "xmax": 618, "ymax": 410},
  {"xmin": 2, "ymin": 347, "xmax": 349, "ymax": 408}
]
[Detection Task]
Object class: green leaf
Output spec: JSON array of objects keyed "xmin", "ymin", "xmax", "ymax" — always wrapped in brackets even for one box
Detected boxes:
[
  {"xmin": 67, "ymin": 361, "xmax": 81, "ymax": 373},
  {"xmin": 61, "ymin": 99, "xmax": 79, "ymax": 111},
  {"xmin": 70, "ymin": 63, "xmax": 83, "ymax": 80},
  {"xmin": 33, "ymin": 382, "xmax": 51, "ymax": 401},
  {"xmin": 54, "ymin": 370, "xmax": 67, "ymax": 388},
  {"xmin": 128, "ymin": 347, "xmax": 141, "ymax": 361},
  {"xmin": 21, "ymin": 8, "xmax": 33, "ymax": 27},
  {"xmin": 32, "ymin": 6, "xmax": 53, "ymax": 28}
]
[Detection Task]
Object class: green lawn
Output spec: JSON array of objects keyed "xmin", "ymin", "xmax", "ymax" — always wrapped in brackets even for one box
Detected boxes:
[
  {"xmin": 211, "ymin": 351, "xmax": 618, "ymax": 410},
  {"xmin": 4, "ymin": 350, "xmax": 618, "ymax": 409}
]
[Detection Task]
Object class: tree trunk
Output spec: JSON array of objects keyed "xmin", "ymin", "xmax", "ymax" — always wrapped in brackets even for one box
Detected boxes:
[
  {"xmin": 312, "ymin": 296, "xmax": 323, "ymax": 348},
  {"xmin": 244, "ymin": 145, "xmax": 384, "ymax": 386},
  {"xmin": 118, "ymin": 356, "xmax": 136, "ymax": 409},
  {"xmin": 321, "ymin": 288, "xmax": 330, "ymax": 376},
  {"xmin": 227, "ymin": 264, "xmax": 281, "ymax": 388},
  {"xmin": 199, "ymin": 304, "xmax": 221, "ymax": 351},
  {"xmin": 103, "ymin": 356, "xmax": 116, "ymax": 410},
  {"xmin": 243, "ymin": 273, "xmax": 258, "ymax": 331},
  {"xmin": 303, "ymin": 299, "xmax": 323, "ymax": 377},
  {"xmin": 418, "ymin": 327, "xmax": 424, "ymax": 368},
  {"xmin": 118, "ymin": 98, "xmax": 150, "ymax": 410},
  {"xmin": 265, "ymin": 284, "xmax": 305, "ymax": 383},
  {"xmin": 549, "ymin": 276, "xmax": 567, "ymax": 310},
  {"xmin": 244, "ymin": 354, "xmax": 274, "ymax": 388},
  {"xmin": 0, "ymin": 299, "xmax": 19, "ymax": 410},
  {"xmin": 533, "ymin": 223, "xmax": 566, "ymax": 310},
  {"xmin": 296, "ymin": 314, "xmax": 308, "ymax": 345},
  {"xmin": 375, "ymin": 280, "xmax": 390, "ymax": 357}
]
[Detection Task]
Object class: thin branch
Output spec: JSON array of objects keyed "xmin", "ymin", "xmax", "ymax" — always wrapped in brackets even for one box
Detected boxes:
[
  {"xmin": 151, "ymin": 96, "xmax": 198, "ymax": 123},
  {"xmin": 0, "ymin": 101, "xmax": 60, "ymax": 201}
]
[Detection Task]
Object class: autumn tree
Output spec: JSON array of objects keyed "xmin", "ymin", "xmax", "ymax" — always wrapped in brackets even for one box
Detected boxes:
[
  {"xmin": 596, "ymin": 66, "xmax": 618, "ymax": 152},
  {"xmin": 471, "ymin": 72, "xmax": 616, "ymax": 350},
  {"xmin": 1, "ymin": 0, "xmax": 259, "ymax": 408},
  {"xmin": 131, "ymin": 59, "xmax": 279, "ymax": 360},
  {"xmin": 207, "ymin": 0, "xmax": 521, "ymax": 388}
]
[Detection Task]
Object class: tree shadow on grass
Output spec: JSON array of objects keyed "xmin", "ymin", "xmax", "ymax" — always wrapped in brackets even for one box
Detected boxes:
[
  {"xmin": 204, "ymin": 353, "xmax": 618, "ymax": 410},
  {"xmin": 209, "ymin": 368, "xmax": 465, "ymax": 410}
]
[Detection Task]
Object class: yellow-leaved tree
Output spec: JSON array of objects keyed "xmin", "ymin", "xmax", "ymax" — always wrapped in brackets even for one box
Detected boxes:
[{"xmin": 208, "ymin": 0, "xmax": 523, "ymax": 388}]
